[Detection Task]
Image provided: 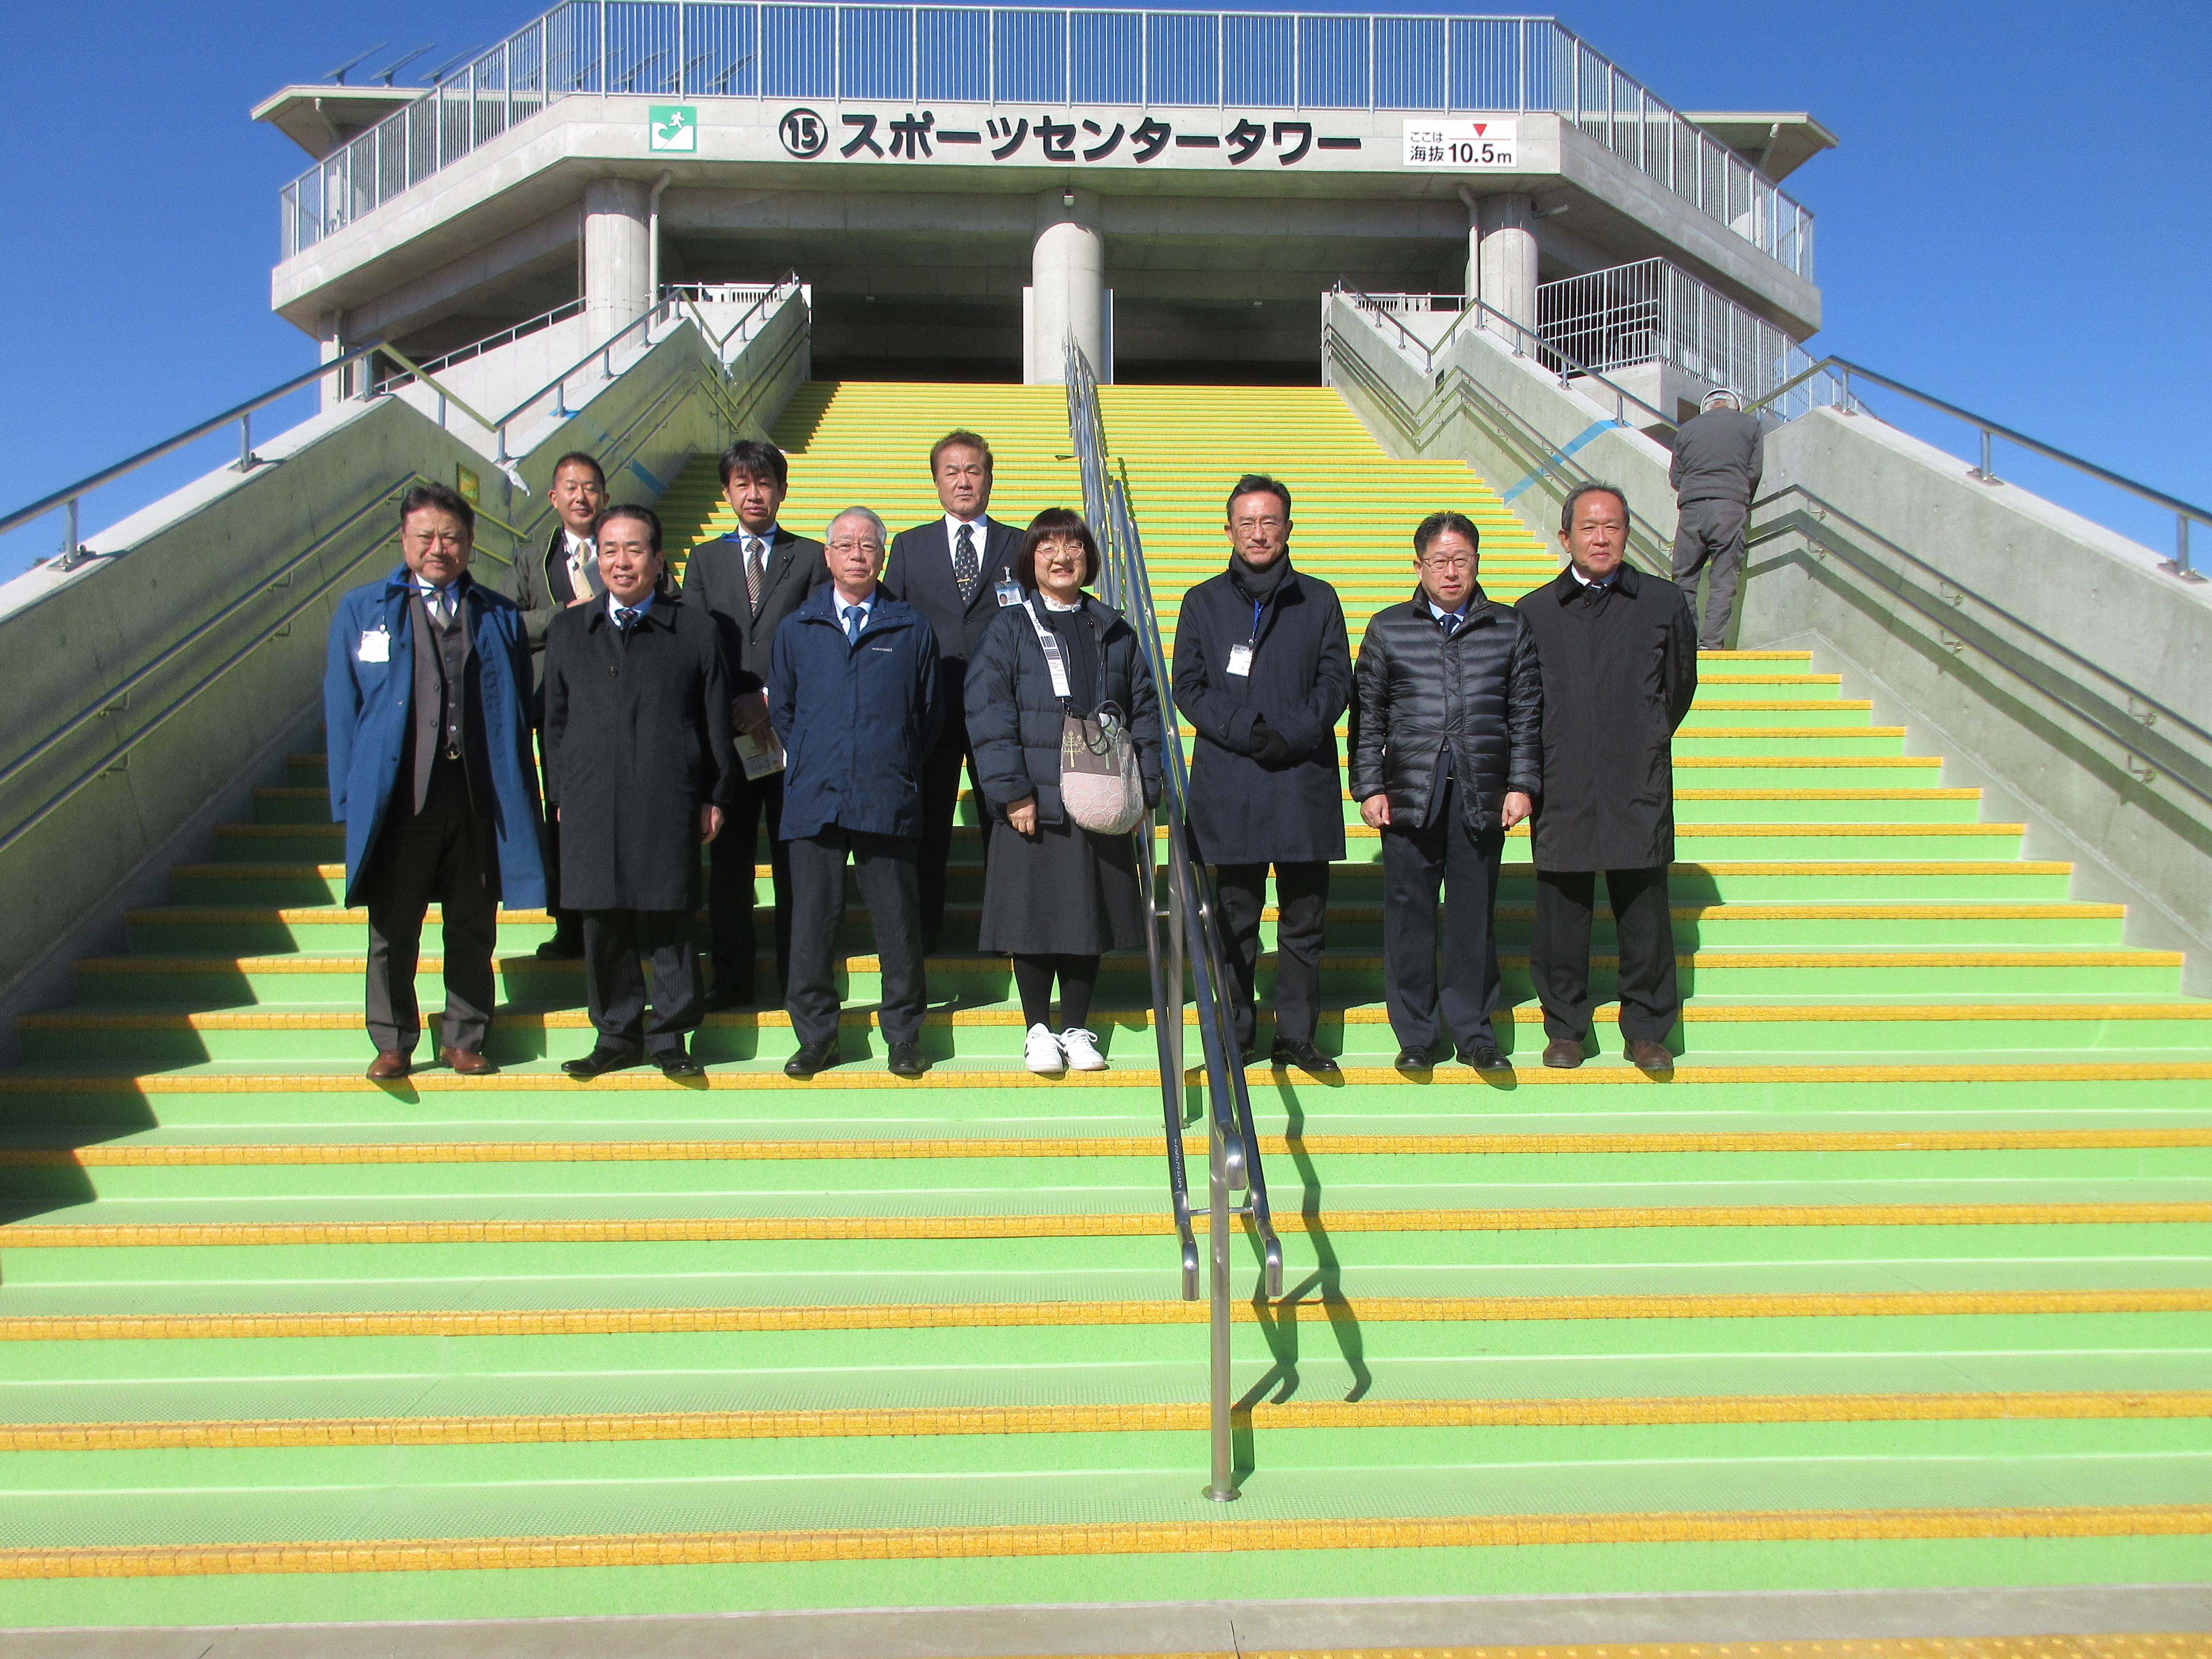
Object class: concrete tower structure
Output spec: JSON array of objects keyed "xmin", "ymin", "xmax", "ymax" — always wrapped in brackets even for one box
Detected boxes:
[{"xmin": 254, "ymin": 6, "xmax": 1832, "ymax": 387}]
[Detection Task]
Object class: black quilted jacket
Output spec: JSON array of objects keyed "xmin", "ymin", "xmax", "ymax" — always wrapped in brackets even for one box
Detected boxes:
[{"xmin": 1348, "ymin": 588, "xmax": 1543, "ymax": 832}]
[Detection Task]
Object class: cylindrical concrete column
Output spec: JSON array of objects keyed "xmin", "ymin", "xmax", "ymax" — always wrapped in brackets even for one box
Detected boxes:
[
  {"xmin": 583, "ymin": 178, "xmax": 651, "ymax": 349},
  {"xmin": 316, "ymin": 310, "xmax": 350, "ymax": 411},
  {"xmin": 1475, "ymin": 191, "xmax": 1538, "ymax": 341},
  {"xmin": 1030, "ymin": 188, "xmax": 1106, "ymax": 386}
]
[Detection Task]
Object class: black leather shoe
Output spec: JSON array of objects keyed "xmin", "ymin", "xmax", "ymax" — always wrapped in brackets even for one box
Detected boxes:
[
  {"xmin": 562, "ymin": 1047, "xmax": 639, "ymax": 1079},
  {"xmin": 1270, "ymin": 1039, "xmax": 1340, "ymax": 1077},
  {"xmin": 1394, "ymin": 1044, "xmax": 1435, "ymax": 1070},
  {"xmin": 653, "ymin": 1043, "xmax": 705, "ymax": 1078},
  {"xmin": 700, "ymin": 981, "xmax": 752, "ymax": 1013},
  {"xmin": 1458, "ymin": 1042, "xmax": 1509, "ymax": 1071},
  {"xmin": 886, "ymin": 1041, "xmax": 926, "ymax": 1077},
  {"xmin": 784, "ymin": 1039, "xmax": 840, "ymax": 1078},
  {"xmin": 535, "ymin": 932, "xmax": 585, "ymax": 961}
]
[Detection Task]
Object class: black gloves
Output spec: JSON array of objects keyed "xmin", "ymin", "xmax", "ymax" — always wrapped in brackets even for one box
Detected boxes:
[{"xmin": 1247, "ymin": 719, "xmax": 1293, "ymax": 766}]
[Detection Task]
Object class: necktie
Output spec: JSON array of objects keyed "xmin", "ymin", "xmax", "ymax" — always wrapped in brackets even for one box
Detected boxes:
[
  {"xmin": 844, "ymin": 604, "xmax": 866, "ymax": 645},
  {"xmin": 744, "ymin": 536, "xmax": 766, "ymax": 611},
  {"xmin": 953, "ymin": 524, "xmax": 980, "ymax": 605},
  {"xmin": 1439, "ymin": 611, "xmax": 1461, "ymax": 638},
  {"xmin": 427, "ymin": 589, "xmax": 453, "ymax": 630},
  {"xmin": 615, "ymin": 606, "xmax": 640, "ymax": 632}
]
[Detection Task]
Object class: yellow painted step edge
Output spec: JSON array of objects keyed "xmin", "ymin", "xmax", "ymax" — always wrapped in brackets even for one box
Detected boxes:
[
  {"xmin": 5, "ymin": 1505, "xmax": 2206, "ymax": 1579},
  {"xmin": 15, "ymin": 1391, "xmax": 2208, "ymax": 1452},
  {"xmin": 19, "ymin": 1126, "xmax": 2212, "ymax": 1168},
  {"xmin": 9, "ymin": 1062, "xmax": 2210, "ymax": 1095},
  {"xmin": 12, "ymin": 1287, "xmax": 2209, "ymax": 1343},
  {"xmin": 10, "ymin": 1202, "xmax": 2210, "ymax": 1249}
]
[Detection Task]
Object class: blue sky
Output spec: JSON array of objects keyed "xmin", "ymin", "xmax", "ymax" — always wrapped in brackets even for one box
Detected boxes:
[{"xmin": 3, "ymin": 0, "xmax": 2204, "ymax": 561}]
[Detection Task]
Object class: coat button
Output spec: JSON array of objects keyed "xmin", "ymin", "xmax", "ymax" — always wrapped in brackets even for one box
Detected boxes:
[{"xmin": 609, "ymin": 665, "xmax": 618, "ymax": 675}]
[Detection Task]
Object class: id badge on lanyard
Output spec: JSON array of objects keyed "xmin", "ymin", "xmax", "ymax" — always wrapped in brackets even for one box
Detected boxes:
[
  {"xmin": 1026, "ymin": 602, "xmax": 1074, "ymax": 700},
  {"xmin": 1225, "ymin": 597, "xmax": 1262, "ymax": 677}
]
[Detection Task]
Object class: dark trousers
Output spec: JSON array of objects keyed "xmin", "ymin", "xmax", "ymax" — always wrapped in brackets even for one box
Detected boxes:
[
  {"xmin": 1531, "ymin": 865, "xmax": 1680, "ymax": 1045},
  {"xmin": 1214, "ymin": 861, "xmax": 1330, "ymax": 1049},
  {"xmin": 916, "ymin": 691, "xmax": 987, "ymax": 950},
  {"xmin": 1380, "ymin": 780, "xmax": 1504, "ymax": 1055},
  {"xmin": 363, "ymin": 759, "xmax": 498, "ymax": 1055},
  {"xmin": 786, "ymin": 827, "xmax": 928, "ymax": 1047},
  {"xmin": 582, "ymin": 909, "xmax": 702, "ymax": 1055},
  {"xmin": 1673, "ymin": 497, "xmax": 1749, "ymax": 649},
  {"xmin": 708, "ymin": 769, "xmax": 791, "ymax": 998},
  {"xmin": 538, "ymin": 739, "xmax": 580, "ymax": 944}
]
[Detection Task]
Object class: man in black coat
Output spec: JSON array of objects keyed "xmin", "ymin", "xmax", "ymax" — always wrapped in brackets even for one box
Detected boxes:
[
  {"xmin": 882, "ymin": 429, "xmax": 1023, "ymax": 952},
  {"xmin": 1350, "ymin": 511, "xmax": 1541, "ymax": 1071},
  {"xmin": 1173, "ymin": 473, "xmax": 1351, "ymax": 1075},
  {"xmin": 543, "ymin": 505, "xmax": 736, "ymax": 1080},
  {"xmin": 681, "ymin": 439, "xmax": 830, "ymax": 1010},
  {"xmin": 1514, "ymin": 482, "xmax": 1698, "ymax": 1073},
  {"xmin": 770, "ymin": 508, "xmax": 942, "ymax": 1081},
  {"xmin": 510, "ymin": 451, "xmax": 610, "ymax": 960}
]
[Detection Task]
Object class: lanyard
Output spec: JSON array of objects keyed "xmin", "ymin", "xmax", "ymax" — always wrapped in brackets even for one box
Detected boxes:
[{"xmin": 1026, "ymin": 600, "xmax": 1075, "ymax": 701}]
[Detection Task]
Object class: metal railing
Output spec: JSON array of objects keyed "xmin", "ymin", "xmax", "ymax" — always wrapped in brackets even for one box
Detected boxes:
[
  {"xmin": 280, "ymin": 5, "xmax": 1810, "ymax": 278},
  {"xmin": 373, "ymin": 298, "xmax": 589, "ymax": 390},
  {"xmin": 4, "ymin": 343, "xmax": 385, "ymax": 573},
  {"xmin": 375, "ymin": 273, "xmax": 803, "ymax": 463},
  {"xmin": 1064, "ymin": 335, "xmax": 1282, "ymax": 1503},
  {"xmin": 1746, "ymin": 357, "xmax": 2211, "ymax": 583},
  {"xmin": 1338, "ymin": 280, "xmax": 1679, "ymax": 432},
  {"xmin": 1535, "ymin": 257, "xmax": 1822, "ymax": 414}
]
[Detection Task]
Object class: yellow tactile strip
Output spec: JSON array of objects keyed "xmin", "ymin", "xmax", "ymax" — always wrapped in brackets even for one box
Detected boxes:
[
  {"xmin": 955, "ymin": 1643, "xmax": 2208, "ymax": 1658},
  {"xmin": 23, "ymin": 1001, "xmax": 2212, "ymax": 1033},
  {"xmin": 11, "ymin": 1202, "xmax": 2210, "ymax": 1250},
  {"xmin": 9, "ymin": 1061, "xmax": 2208, "ymax": 1094},
  {"xmin": 15, "ymin": 1391, "xmax": 2208, "ymax": 1452},
  {"xmin": 17, "ymin": 1126, "xmax": 2212, "ymax": 1168},
  {"xmin": 69, "ymin": 949, "xmax": 2186, "ymax": 977},
  {"xmin": 11, "ymin": 1287, "xmax": 2210, "ymax": 1344},
  {"xmin": 5, "ymin": 1506, "xmax": 2207, "ymax": 1580}
]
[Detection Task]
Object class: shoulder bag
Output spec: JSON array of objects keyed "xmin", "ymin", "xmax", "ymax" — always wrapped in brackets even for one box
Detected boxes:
[{"xmin": 1026, "ymin": 603, "xmax": 1145, "ymax": 836}]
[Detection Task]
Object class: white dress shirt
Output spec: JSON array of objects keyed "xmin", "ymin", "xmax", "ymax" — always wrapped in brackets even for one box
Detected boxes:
[{"xmin": 943, "ymin": 512, "xmax": 990, "ymax": 571}]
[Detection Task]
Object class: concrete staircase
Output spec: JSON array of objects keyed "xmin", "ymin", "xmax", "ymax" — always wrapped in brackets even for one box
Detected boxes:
[{"xmin": 0, "ymin": 381, "xmax": 2206, "ymax": 1633}]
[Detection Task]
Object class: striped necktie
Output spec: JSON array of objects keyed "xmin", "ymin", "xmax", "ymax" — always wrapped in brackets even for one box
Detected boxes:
[{"xmin": 744, "ymin": 536, "xmax": 766, "ymax": 611}]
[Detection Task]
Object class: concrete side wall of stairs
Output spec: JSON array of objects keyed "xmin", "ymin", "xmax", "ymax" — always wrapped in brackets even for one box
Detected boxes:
[{"xmin": 1322, "ymin": 294, "xmax": 2212, "ymax": 990}]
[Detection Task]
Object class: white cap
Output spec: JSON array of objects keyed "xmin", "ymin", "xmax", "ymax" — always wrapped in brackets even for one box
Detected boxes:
[{"xmin": 1703, "ymin": 387, "xmax": 1743, "ymax": 409}]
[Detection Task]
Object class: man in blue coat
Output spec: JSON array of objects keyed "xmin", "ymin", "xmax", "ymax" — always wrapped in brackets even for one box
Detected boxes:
[
  {"xmin": 324, "ymin": 483, "xmax": 546, "ymax": 1080},
  {"xmin": 768, "ymin": 507, "xmax": 942, "ymax": 1080}
]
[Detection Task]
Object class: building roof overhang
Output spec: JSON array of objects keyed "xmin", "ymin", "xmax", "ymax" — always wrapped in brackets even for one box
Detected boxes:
[
  {"xmin": 1679, "ymin": 112, "xmax": 1839, "ymax": 183},
  {"xmin": 253, "ymin": 85, "xmax": 424, "ymax": 161}
]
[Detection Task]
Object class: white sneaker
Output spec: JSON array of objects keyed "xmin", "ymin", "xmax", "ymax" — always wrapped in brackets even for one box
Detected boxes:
[
  {"xmin": 1024, "ymin": 1024, "xmax": 1066, "ymax": 1073},
  {"xmin": 1060, "ymin": 1027, "xmax": 1107, "ymax": 1071}
]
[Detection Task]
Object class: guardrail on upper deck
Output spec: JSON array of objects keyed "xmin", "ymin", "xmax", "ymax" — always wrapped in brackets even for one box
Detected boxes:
[{"xmin": 281, "ymin": 4, "xmax": 1811, "ymax": 280}]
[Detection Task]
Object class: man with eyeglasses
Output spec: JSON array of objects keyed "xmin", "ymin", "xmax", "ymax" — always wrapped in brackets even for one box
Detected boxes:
[
  {"xmin": 1173, "ymin": 472, "xmax": 1352, "ymax": 1076},
  {"xmin": 769, "ymin": 508, "xmax": 943, "ymax": 1080},
  {"xmin": 324, "ymin": 483, "xmax": 545, "ymax": 1081},
  {"xmin": 1350, "ymin": 510, "xmax": 1541, "ymax": 1072}
]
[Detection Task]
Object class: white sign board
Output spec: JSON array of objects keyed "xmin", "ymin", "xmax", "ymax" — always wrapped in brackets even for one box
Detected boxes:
[{"xmin": 1402, "ymin": 117, "xmax": 1517, "ymax": 169}]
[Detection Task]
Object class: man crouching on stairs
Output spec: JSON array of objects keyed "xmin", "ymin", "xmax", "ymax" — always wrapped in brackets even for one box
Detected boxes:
[{"xmin": 324, "ymin": 483, "xmax": 547, "ymax": 1081}]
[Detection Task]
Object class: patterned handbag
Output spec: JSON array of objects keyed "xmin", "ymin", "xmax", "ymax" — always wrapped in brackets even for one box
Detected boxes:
[{"xmin": 1027, "ymin": 605, "xmax": 1146, "ymax": 836}]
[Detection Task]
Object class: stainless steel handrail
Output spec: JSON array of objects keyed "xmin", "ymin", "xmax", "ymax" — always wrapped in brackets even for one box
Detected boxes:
[
  {"xmin": 1746, "ymin": 355, "xmax": 2210, "ymax": 582},
  {"xmin": 1334, "ymin": 282, "xmax": 1679, "ymax": 434},
  {"xmin": 1064, "ymin": 339, "xmax": 1283, "ymax": 1503},
  {"xmin": 382, "ymin": 274, "xmax": 814, "ymax": 469},
  {"xmin": 3, "ymin": 342, "xmax": 386, "ymax": 570}
]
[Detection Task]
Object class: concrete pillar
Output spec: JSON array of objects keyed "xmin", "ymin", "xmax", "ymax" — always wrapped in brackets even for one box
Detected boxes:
[
  {"xmin": 583, "ymin": 178, "xmax": 651, "ymax": 349},
  {"xmin": 1474, "ymin": 191, "xmax": 1538, "ymax": 341},
  {"xmin": 1030, "ymin": 188, "xmax": 1106, "ymax": 385},
  {"xmin": 316, "ymin": 310, "xmax": 349, "ymax": 411}
]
